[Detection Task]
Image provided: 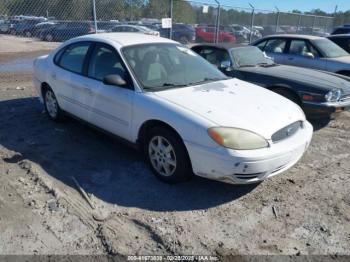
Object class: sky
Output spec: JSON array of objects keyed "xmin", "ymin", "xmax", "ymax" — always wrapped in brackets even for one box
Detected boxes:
[{"xmin": 202, "ymin": 0, "xmax": 350, "ymax": 13}]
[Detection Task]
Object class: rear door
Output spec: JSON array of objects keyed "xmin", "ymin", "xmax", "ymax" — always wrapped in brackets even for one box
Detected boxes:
[
  {"xmin": 257, "ymin": 38, "xmax": 287, "ymax": 64},
  {"xmin": 284, "ymin": 39, "xmax": 326, "ymax": 70},
  {"xmin": 52, "ymin": 41, "xmax": 93, "ymax": 121}
]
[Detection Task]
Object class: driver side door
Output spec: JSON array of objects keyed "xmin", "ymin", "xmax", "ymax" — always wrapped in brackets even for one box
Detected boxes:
[
  {"xmin": 83, "ymin": 43, "xmax": 134, "ymax": 140},
  {"xmin": 284, "ymin": 39, "xmax": 327, "ymax": 70}
]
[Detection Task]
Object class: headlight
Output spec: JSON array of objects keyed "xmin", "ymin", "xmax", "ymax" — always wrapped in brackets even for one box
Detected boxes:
[
  {"xmin": 325, "ymin": 89, "xmax": 342, "ymax": 102},
  {"xmin": 208, "ymin": 127, "xmax": 268, "ymax": 150}
]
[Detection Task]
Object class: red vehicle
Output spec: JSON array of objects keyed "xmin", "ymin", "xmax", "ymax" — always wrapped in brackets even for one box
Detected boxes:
[{"xmin": 195, "ymin": 26, "xmax": 236, "ymax": 43}]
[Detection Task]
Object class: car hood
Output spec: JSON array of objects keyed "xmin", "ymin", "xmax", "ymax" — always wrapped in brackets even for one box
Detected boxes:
[
  {"xmin": 154, "ymin": 78, "xmax": 305, "ymax": 139},
  {"xmin": 241, "ymin": 65, "xmax": 350, "ymax": 93}
]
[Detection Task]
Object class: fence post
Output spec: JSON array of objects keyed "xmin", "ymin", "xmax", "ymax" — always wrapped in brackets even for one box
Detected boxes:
[
  {"xmin": 249, "ymin": 3, "xmax": 255, "ymax": 44},
  {"xmin": 297, "ymin": 14, "xmax": 301, "ymax": 33},
  {"xmin": 214, "ymin": 0, "xmax": 220, "ymax": 43},
  {"xmin": 275, "ymin": 7, "xmax": 280, "ymax": 33},
  {"xmin": 169, "ymin": 0, "xmax": 173, "ymax": 39},
  {"xmin": 92, "ymin": 0, "xmax": 98, "ymax": 33},
  {"xmin": 311, "ymin": 15, "xmax": 316, "ymax": 35}
]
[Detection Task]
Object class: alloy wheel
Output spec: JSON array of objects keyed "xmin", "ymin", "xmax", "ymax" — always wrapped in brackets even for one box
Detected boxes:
[
  {"xmin": 45, "ymin": 90, "xmax": 58, "ymax": 119},
  {"xmin": 148, "ymin": 136, "xmax": 177, "ymax": 177}
]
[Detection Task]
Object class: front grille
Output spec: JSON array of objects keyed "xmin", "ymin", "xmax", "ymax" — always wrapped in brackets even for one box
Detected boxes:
[{"xmin": 271, "ymin": 121, "xmax": 302, "ymax": 143}]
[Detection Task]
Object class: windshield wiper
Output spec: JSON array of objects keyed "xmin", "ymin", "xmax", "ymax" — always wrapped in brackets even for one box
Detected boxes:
[{"xmin": 189, "ymin": 77, "xmax": 229, "ymax": 85}]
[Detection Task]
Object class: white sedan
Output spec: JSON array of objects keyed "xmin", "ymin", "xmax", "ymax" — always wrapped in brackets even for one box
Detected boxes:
[{"xmin": 33, "ymin": 33, "xmax": 313, "ymax": 184}]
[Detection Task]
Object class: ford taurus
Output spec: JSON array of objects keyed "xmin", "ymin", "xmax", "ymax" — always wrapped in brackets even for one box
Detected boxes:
[{"xmin": 33, "ymin": 33, "xmax": 313, "ymax": 184}]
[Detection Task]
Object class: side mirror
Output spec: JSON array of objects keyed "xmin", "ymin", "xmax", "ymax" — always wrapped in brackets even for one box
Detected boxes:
[
  {"xmin": 219, "ymin": 60, "xmax": 233, "ymax": 71},
  {"xmin": 103, "ymin": 74, "xmax": 127, "ymax": 87},
  {"xmin": 304, "ymin": 52, "xmax": 315, "ymax": 59}
]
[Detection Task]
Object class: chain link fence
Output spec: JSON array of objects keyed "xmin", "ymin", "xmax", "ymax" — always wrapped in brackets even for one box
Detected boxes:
[{"xmin": 0, "ymin": 0, "xmax": 338, "ymax": 46}]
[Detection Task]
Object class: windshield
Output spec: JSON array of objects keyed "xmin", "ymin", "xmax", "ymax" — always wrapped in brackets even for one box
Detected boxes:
[
  {"xmin": 313, "ymin": 38, "xmax": 348, "ymax": 58},
  {"xmin": 122, "ymin": 43, "xmax": 228, "ymax": 91},
  {"xmin": 231, "ymin": 47, "xmax": 274, "ymax": 67}
]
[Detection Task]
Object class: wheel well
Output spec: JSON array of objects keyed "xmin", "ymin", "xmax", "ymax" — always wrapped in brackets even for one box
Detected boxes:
[
  {"xmin": 138, "ymin": 120, "xmax": 182, "ymax": 147},
  {"xmin": 41, "ymin": 82, "xmax": 50, "ymax": 98},
  {"xmin": 269, "ymin": 86, "xmax": 302, "ymax": 105},
  {"xmin": 137, "ymin": 119, "xmax": 193, "ymax": 171},
  {"xmin": 336, "ymin": 70, "xmax": 350, "ymax": 77}
]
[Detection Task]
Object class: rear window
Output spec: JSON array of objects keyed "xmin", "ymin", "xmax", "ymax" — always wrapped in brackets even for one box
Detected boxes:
[{"xmin": 56, "ymin": 43, "xmax": 90, "ymax": 74}]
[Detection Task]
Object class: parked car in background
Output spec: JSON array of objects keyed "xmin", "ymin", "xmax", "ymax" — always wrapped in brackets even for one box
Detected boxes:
[
  {"xmin": 158, "ymin": 23, "xmax": 196, "ymax": 44},
  {"xmin": 196, "ymin": 26, "xmax": 236, "ymax": 43},
  {"xmin": 32, "ymin": 21, "xmax": 59, "ymax": 37},
  {"xmin": 33, "ymin": 33, "xmax": 312, "ymax": 184},
  {"xmin": 0, "ymin": 20, "xmax": 11, "ymax": 33},
  {"xmin": 170, "ymin": 23, "xmax": 196, "ymax": 44},
  {"xmin": 192, "ymin": 44, "xmax": 350, "ymax": 118},
  {"xmin": 40, "ymin": 22, "xmax": 96, "ymax": 41},
  {"xmin": 215, "ymin": 25, "xmax": 248, "ymax": 43},
  {"xmin": 262, "ymin": 25, "xmax": 285, "ymax": 36},
  {"xmin": 331, "ymin": 26, "xmax": 350, "ymax": 35},
  {"xmin": 110, "ymin": 25, "xmax": 159, "ymax": 36},
  {"xmin": 96, "ymin": 21, "xmax": 119, "ymax": 33},
  {"xmin": 327, "ymin": 34, "xmax": 350, "ymax": 53},
  {"xmin": 11, "ymin": 18, "xmax": 46, "ymax": 37},
  {"xmin": 253, "ymin": 35, "xmax": 350, "ymax": 76}
]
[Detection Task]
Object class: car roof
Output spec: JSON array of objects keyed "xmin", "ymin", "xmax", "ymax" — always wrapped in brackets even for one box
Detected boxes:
[
  {"xmin": 259, "ymin": 34, "xmax": 322, "ymax": 40},
  {"xmin": 327, "ymin": 34, "xmax": 350, "ymax": 38},
  {"xmin": 191, "ymin": 43, "xmax": 250, "ymax": 50},
  {"xmin": 73, "ymin": 33, "xmax": 175, "ymax": 47}
]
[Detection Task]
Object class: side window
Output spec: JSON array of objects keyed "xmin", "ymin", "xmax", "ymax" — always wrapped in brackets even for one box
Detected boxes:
[
  {"xmin": 264, "ymin": 39, "xmax": 286, "ymax": 53},
  {"xmin": 256, "ymin": 40, "xmax": 267, "ymax": 51},
  {"xmin": 197, "ymin": 48, "xmax": 229, "ymax": 68},
  {"xmin": 57, "ymin": 43, "xmax": 90, "ymax": 74},
  {"xmin": 289, "ymin": 40, "xmax": 314, "ymax": 57},
  {"xmin": 88, "ymin": 44, "xmax": 127, "ymax": 82}
]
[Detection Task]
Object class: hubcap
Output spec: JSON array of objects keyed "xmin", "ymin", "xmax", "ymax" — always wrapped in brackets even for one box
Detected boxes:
[
  {"xmin": 148, "ymin": 136, "xmax": 177, "ymax": 177},
  {"xmin": 45, "ymin": 90, "xmax": 58, "ymax": 118}
]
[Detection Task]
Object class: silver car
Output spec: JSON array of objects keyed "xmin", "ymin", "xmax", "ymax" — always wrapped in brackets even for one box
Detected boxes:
[{"xmin": 252, "ymin": 35, "xmax": 350, "ymax": 77}]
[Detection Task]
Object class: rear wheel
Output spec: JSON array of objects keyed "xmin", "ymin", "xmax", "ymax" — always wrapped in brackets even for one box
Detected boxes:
[
  {"xmin": 144, "ymin": 127, "xmax": 192, "ymax": 183},
  {"xmin": 45, "ymin": 33, "xmax": 53, "ymax": 42},
  {"xmin": 25, "ymin": 30, "xmax": 32, "ymax": 37},
  {"xmin": 179, "ymin": 36, "xmax": 189, "ymax": 44},
  {"xmin": 43, "ymin": 87, "xmax": 63, "ymax": 121}
]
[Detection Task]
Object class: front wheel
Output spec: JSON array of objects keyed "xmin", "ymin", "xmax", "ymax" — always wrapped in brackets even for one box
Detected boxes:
[
  {"xmin": 43, "ymin": 87, "xmax": 64, "ymax": 121},
  {"xmin": 144, "ymin": 127, "xmax": 192, "ymax": 183}
]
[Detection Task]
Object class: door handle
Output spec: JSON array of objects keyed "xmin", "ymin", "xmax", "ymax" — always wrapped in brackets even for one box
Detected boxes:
[
  {"xmin": 288, "ymin": 57, "xmax": 294, "ymax": 61},
  {"xmin": 83, "ymin": 86, "xmax": 93, "ymax": 95},
  {"xmin": 51, "ymin": 73, "xmax": 57, "ymax": 79}
]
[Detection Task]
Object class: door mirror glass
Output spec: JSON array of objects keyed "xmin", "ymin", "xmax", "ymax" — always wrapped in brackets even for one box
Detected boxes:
[
  {"xmin": 103, "ymin": 74, "xmax": 127, "ymax": 87},
  {"xmin": 304, "ymin": 52, "xmax": 315, "ymax": 59},
  {"xmin": 220, "ymin": 60, "xmax": 232, "ymax": 71}
]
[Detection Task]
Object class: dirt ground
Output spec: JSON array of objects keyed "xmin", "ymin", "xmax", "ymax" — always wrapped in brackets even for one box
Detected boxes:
[{"xmin": 0, "ymin": 37, "xmax": 349, "ymax": 259}]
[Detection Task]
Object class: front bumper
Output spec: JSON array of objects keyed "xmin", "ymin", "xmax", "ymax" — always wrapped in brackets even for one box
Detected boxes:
[
  {"xmin": 185, "ymin": 121, "xmax": 313, "ymax": 184},
  {"xmin": 302, "ymin": 99, "xmax": 350, "ymax": 118}
]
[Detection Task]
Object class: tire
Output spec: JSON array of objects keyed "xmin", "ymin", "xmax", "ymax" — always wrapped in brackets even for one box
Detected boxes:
[
  {"xmin": 25, "ymin": 31, "xmax": 32, "ymax": 37},
  {"xmin": 43, "ymin": 87, "xmax": 64, "ymax": 121},
  {"xmin": 179, "ymin": 36, "xmax": 189, "ymax": 44},
  {"xmin": 144, "ymin": 126, "xmax": 192, "ymax": 183},
  {"xmin": 45, "ymin": 33, "xmax": 53, "ymax": 42},
  {"xmin": 273, "ymin": 88, "xmax": 301, "ymax": 106}
]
